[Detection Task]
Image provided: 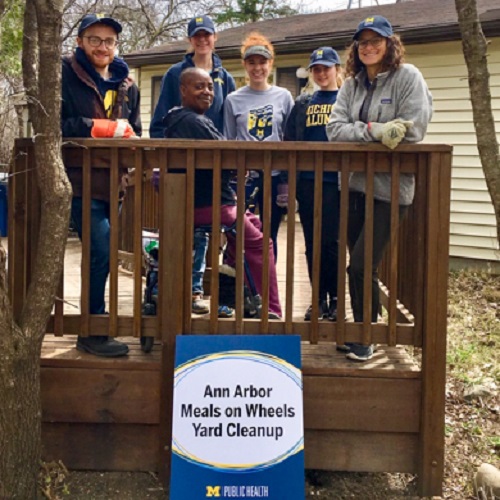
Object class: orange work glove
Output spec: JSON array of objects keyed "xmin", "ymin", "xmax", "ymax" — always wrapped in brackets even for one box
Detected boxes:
[{"xmin": 91, "ymin": 119, "xmax": 136, "ymax": 138}]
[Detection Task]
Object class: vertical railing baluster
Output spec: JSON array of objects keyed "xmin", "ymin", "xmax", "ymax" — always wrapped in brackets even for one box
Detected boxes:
[
  {"xmin": 109, "ymin": 147, "xmax": 119, "ymax": 338},
  {"xmin": 235, "ymin": 151, "xmax": 246, "ymax": 334},
  {"xmin": 388, "ymin": 153, "xmax": 400, "ymax": 346},
  {"xmin": 157, "ymin": 148, "xmax": 168, "ymax": 334},
  {"xmin": 336, "ymin": 152, "xmax": 350, "ymax": 347},
  {"xmin": 184, "ymin": 149, "xmax": 195, "ymax": 333},
  {"xmin": 209, "ymin": 150, "xmax": 222, "ymax": 334},
  {"xmin": 413, "ymin": 154, "xmax": 427, "ymax": 347},
  {"xmin": 54, "ymin": 274, "xmax": 64, "ymax": 336},
  {"xmin": 285, "ymin": 151, "xmax": 297, "ymax": 334},
  {"xmin": 81, "ymin": 149, "xmax": 91, "ymax": 337},
  {"xmin": 260, "ymin": 151, "xmax": 272, "ymax": 330},
  {"xmin": 133, "ymin": 148, "xmax": 143, "ymax": 339},
  {"xmin": 363, "ymin": 153, "xmax": 375, "ymax": 346},
  {"xmin": 310, "ymin": 151, "xmax": 324, "ymax": 344}
]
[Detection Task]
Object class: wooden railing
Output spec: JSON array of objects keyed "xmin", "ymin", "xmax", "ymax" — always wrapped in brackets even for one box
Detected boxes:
[
  {"xmin": 9, "ymin": 139, "xmax": 452, "ymax": 348},
  {"xmin": 10, "ymin": 138, "xmax": 452, "ymax": 495}
]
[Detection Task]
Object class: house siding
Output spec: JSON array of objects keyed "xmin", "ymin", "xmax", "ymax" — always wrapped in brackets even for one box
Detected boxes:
[
  {"xmin": 134, "ymin": 38, "xmax": 500, "ymax": 263},
  {"xmin": 407, "ymin": 39, "xmax": 500, "ymax": 262}
]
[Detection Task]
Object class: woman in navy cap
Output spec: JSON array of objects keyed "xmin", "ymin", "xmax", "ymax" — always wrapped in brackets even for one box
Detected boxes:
[
  {"xmin": 150, "ymin": 15, "xmax": 235, "ymax": 138},
  {"xmin": 284, "ymin": 47, "xmax": 343, "ymax": 323},
  {"xmin": 150, "ymin": 14, "xmax": 236, "ymax": 315},
  {"xmin": 327, "ymin": 15, "xmax": 433, "ymax": 361}
]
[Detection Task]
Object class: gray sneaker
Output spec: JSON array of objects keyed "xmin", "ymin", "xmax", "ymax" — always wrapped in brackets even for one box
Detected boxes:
[
  {"xmin": 192, "ymin": 295, "xmax": 209, "ymax": 314},
  {"xmin": 346, "ymin": 344, "xmax": 374, "ymax": 362},
  {"xmin": 76, "ymin": 336, "xmax": 129, "ymax": 357}
]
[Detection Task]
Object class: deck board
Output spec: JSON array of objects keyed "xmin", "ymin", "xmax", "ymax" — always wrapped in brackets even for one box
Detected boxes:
[
  {"xmin": 46, "ymin": 219, "xmax": 419, "ymax": 376},
  {"xmin": 41, "ymin": 335, "xmax": 419, "ymax": 377}
]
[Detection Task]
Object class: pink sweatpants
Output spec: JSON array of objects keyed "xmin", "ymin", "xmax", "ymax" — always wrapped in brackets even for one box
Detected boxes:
[{"xmin": 194, "ymin": 205, "xmax": 282, "ymax": 316}]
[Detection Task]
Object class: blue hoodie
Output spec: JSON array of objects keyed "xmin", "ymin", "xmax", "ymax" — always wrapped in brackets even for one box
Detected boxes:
[{"xmin": 150, "ymin": 52, "xmax": 235, "ymax": 137}]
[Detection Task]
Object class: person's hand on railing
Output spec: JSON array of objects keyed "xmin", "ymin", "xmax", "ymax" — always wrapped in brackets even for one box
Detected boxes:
[
  {"xmin": 91, "ymin": 119, "xmax": 137, "ymax": 139},
  {"xmin": 368, "ymin": 119, "xmax": 414, "ymax": 150},
  {"xmin": 276, "ymin": 182, "xmax": 288, "ymax": 209}
]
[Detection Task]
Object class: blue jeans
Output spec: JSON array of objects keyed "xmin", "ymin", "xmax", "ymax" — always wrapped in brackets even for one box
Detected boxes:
[
  {"xmin": 192, "ymin": 228, "xmax": 209, "ymax": 295},
  {"xmin": 71, "ymin": 198, "xmax": 110, "ymax": 314}
]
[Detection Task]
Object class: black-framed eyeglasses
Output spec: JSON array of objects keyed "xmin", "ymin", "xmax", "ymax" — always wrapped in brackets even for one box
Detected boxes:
[
  {"xmin": 357, "ymin": 37, "xmax": 384, "ymax": 50},
  {"xmin": 83, "ymin": 36, "xmax": 119, "ymax": 48}
]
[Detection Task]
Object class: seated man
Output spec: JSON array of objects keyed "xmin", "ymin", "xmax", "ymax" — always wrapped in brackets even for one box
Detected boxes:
[{"xmin": 163, "ymin": 67, "xmax": 281, "ymax": 318}]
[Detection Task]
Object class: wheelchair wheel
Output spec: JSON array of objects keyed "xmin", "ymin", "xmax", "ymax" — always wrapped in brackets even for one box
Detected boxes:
[{"xmin": 141, "ymin": 336, "xmax": 154, "ymax": 353}]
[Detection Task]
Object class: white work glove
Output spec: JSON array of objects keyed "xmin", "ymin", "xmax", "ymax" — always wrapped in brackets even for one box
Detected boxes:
[{"xmin": 369, "ymin": 119, "xmax": 414, "ymax": 150}]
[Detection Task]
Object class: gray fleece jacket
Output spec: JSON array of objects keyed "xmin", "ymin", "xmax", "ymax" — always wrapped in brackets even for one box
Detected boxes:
[{"xmin": 326, "ymin": 63, "xmax": 432, "ymax": 205}]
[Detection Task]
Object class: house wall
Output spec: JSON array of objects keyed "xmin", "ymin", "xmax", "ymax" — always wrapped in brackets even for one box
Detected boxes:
[
  {"xmin": 134, "ymin": 38, "xmax": 500, "ymax": 263},
  {"xmin": 406, "ymin": 39, "xmax": 500, "ymax": 263}
]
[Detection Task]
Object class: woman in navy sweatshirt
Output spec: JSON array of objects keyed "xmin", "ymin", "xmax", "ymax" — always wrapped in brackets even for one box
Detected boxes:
[{"xmin": 285, "ymin": 47, "xmax": 343, "ymax": 324}]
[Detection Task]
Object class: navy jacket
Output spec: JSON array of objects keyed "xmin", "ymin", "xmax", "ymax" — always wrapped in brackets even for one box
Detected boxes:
[
  {"xmin": 61, "ymin": 52, "xmax": 141, "ymax": 201},
  {"xmin": 150, "ymin": 53, "xmax": 235, "ymax": 138},
  {"xmin": 164, "ymin": 107, "xmax": 235, "ymax": 208}
]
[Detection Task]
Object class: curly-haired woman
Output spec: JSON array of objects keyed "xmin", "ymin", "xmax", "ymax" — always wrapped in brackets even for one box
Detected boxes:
[{"xmin": 326, "ymin": 15, "xmax": 433, "ymax": 361}]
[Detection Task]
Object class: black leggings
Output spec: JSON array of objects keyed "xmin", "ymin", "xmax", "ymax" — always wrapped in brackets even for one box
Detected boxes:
[
  {"xmin": 255, "ymin": 174, "xmax": 286, "ymax": 261},
  {"xmin": 347, "ymin": 191, "xmax": 408, "ymax": 322},
  {"xmin": 296, "ymin": 179, "xmax": 340, "ymax": 302}
]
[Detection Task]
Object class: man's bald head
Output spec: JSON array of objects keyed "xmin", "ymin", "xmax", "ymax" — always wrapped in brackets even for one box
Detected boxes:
[
  {"xmin": 180, "ymin": 67, "xmax": 210, "ymax": 86},
  {"xmin": 180, "ymin": 67, "xmax": 214, "ymax": 114}
]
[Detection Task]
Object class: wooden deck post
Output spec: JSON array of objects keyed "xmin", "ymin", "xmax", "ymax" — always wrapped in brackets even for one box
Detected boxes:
[
  {"xmin": 8, "ymin": 145, "xmax": 30, "ymax": 321},
  {"xmin": 418, "ymin": 151, "xmax": 452, "ymax": 496},
  {"xmin": 158, "ymin": 173, "xmax": 186, "ymax": 486}
]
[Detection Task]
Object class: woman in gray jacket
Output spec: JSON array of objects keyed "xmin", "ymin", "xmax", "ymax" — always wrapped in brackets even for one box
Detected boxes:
[{"xmin": 326, "ymin": 15, "xmax": 432, "ymax": 361}]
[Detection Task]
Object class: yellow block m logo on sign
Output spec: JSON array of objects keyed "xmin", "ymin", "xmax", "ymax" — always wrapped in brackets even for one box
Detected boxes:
[{"xmin": 206, "ymin": 485, "xmax": 221, "ymax": 497}]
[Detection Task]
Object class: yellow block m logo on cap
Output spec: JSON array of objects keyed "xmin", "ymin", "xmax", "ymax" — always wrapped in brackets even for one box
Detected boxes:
[
  {"xmin": 364, "ymin": 17, "xmax": 375, "ymax": 23},
  {"xmin": 206, "ymin": 485, "xmax": 221, "ymax": 497},
  {"xmin": 196, "ymin": 17, "xmax": 204, "ymax": 23},
  {"xmin": 316, "ymin": 50, "xmax": 323, "ymax": 56}
]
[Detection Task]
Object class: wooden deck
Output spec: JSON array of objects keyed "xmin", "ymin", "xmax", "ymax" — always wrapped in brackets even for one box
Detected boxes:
[
  {"xmin": 9, "ymin": 139, "xmax": 451, "ymax": 496},
  {"xmin": 41, "ymin": 222, "xmax": 419, "ymax": 473},
  {"xmin": 59, "ymin": 219, "xmax": 347, "ymax": 320},
  {"xmin": 41, "ymin": 336, "xmax": 420, "ymax": 473}
]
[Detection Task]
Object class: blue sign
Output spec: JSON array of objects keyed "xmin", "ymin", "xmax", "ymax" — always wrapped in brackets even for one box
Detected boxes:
[{"xmin": 170, "ymin": 335, "xmax": 304, "ymax": 499}]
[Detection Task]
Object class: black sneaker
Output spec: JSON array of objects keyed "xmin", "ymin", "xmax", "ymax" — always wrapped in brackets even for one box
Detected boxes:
[
  {"xmin": 77, "ymin": 336, "xmax": 129, "ymax": 357},
  {"xmin": 304, "ymin": 300, "xmax": 328, "ymax": 321},
  {"xmin": 328, "ymin": 298, "xmax": 338, "ymax": 321}
]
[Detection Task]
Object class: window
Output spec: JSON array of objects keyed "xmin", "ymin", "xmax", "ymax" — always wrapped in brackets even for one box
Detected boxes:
[{"xmin": 151, "ymin": 76, "xmax": 163, "ymax": 114}]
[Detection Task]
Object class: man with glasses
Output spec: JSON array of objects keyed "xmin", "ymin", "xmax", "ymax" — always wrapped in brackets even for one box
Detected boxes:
[{"xmin": 61, "ymin": 14, "xmax": 141, "ymax": 357}]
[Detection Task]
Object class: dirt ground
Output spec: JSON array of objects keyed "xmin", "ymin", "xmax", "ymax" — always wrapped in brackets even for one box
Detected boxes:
[{"xmin": 47, "ymin": 469, "xmax": 420, "ymax": 499}]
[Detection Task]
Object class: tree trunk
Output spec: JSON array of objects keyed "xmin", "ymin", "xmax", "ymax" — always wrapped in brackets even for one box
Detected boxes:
[
  {"xmin": 0, "ymin": 0, "xmax": 71, "ymax": 496},
  {"xmin": 455, "ymin": 0, "xmax": 500, "ymax": 249},
  {"xmin": 0, "ymin": 317, "xmax": 42, "ymax": 498}
]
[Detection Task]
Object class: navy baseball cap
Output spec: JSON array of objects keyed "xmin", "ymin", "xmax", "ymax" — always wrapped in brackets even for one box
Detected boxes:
[
  {"xmin": 187, "ymin": 15, "xmax": 215, "ymax": 37},
  {"xmin": 353, "ymin": 15, "xmax": 393, "ymax": 40},
  {"xmin": 307, "ymin": 47, "xmax": 341, "ymax": 69},
  {"xmin": 78, "ymin": 14, "xmax": 122, "ymax": 36}
]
